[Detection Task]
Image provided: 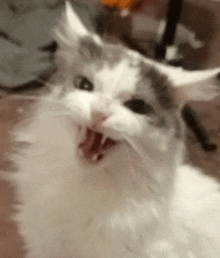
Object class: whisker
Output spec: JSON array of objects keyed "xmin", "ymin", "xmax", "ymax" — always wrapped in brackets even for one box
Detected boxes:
[
  {"xmin": 123, "ymin": 136, "xmax": 162, "ymax": 195},
  {"xmin": 123, "ymin": 145, "xmax": 140, "ymax": 183},
  {"xmin": 123, "ymin": 135, "xmax": 164, "ymax": 196},
  {"xmin": 124, "ymin": 135, "xmax": 151, "ymax": 163}
]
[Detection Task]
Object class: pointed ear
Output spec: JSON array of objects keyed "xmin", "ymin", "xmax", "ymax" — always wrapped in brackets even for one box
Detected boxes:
[
  {"xmin": 65, "ymin": 1, "xmax": 88, "ymax": 36},
  {"xmin": 54, "ymin": 1, "xmax": 89, "ymax": 46},
  {"xmin": 172, "ymin": 68, "xmax": 220, "ymax": 103},
  {"xmin": 147, "ymin": 59, "xmax": 220, "ymax": 103}
]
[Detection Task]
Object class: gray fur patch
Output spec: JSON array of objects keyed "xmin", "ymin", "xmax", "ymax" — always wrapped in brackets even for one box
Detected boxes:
[
  {"xmin": 102, "ymin": 45, "xmax": 125, "ymax": 68},
  {"xmin": 148, "ymin": 116, "xmax": 166, "ymax": 128},
  {"xmin": 79, "ymin": 36, "xmax": 125, "ymax": 68},
  {"xmin": 79, "ymin": 36, "xmax": 103, "ymax": 61},
  {"xmin": 139, "ymin": 63, "xmax": 175, "ymax": 110}
]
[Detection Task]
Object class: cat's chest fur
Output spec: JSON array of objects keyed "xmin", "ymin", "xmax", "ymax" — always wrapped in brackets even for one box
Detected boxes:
[{"xmin": 9, "ymin": 103, "xmax": 220, "ymax": 258}]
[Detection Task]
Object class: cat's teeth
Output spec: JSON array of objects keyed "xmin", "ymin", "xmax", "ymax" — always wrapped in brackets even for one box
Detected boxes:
[{"xmin": 91, "ymin": 154, "xmax": 99, "ymax": 162}]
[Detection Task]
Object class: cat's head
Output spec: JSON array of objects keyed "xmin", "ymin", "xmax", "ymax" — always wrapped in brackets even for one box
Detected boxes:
[{"xmin": 53, "ymin": 1, "xmax": 220, "ymax": 164}]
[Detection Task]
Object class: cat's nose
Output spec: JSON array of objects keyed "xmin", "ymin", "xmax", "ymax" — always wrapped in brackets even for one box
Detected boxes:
[{"xmin": 90, "ymin": 111, "xmax": 107, "ymax": 128}]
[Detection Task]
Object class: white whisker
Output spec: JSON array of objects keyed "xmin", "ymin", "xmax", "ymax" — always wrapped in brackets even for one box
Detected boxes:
[
  {"xmin": 123, "ymin": 144, "xmax": 139, "ymax": 183},
  {"xmin": 123, "ymin": 135, "xmax": 151, "ymax": 163}
]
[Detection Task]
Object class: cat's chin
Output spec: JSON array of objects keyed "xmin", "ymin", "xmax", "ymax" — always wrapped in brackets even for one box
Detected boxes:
[{"xmin": 77, "ymin": 126, "xmax": 119, "ymax": 163}]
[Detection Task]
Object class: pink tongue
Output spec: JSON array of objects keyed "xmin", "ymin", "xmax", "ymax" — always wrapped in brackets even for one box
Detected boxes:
[
  {"xmin": 79, "ymin": 128, "xmax": 117, "ymax": 161},
  {"xmin": 80, "ymin": 129, "xmax": 103, "ymax": 159}
]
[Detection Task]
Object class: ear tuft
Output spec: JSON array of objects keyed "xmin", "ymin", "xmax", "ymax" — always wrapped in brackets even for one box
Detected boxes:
[
  {"xmin": 53, "ymin": 1, "xmax": 91, "ymax": 47},
  {"xmin": 65, "ymin": 1, "xmax": 88, "ymax": 37},
  {"xmin": 172, "ymin": 68, "xmax": 220, "ymax": 103},
  {"xmin": 146, "ymin": 58, "xmax": 220, "ymax": 103}
]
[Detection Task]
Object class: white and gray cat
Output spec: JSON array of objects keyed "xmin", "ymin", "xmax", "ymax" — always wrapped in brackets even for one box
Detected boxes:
[{"xmin": 7, "ymin": 1, "xmax": 220, "ymax": 258}]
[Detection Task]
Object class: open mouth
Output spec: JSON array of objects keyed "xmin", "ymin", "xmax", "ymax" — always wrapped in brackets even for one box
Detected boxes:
[{"xmin": 78, "ymin": 127, "xmax": 118, "ymax": 162}]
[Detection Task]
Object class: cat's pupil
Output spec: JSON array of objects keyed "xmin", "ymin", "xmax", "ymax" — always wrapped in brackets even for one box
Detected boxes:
[
  {"xmin": 124, "ymin": 99, "xmax": 154, "ymax": 115},
  {"xmin": 75, "ymin": 76, "xmax": 93, "ymax": 91}
]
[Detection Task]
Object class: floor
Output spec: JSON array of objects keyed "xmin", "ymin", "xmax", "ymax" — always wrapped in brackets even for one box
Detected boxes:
[{"xmin": 1, "ymin": 0, "xmax": 220, "ymax": 257}]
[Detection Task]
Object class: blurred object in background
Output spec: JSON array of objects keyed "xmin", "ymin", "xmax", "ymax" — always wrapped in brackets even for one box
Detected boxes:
[
  {"xmin": 101, "ymin": 0, "xmax": 159, "ymax": 12},
  {"xmin": 0, "ymin": 0, "xmax": 62, "ymax": 90},
  {"xmin": 1, "ymin": 0, "xmax": 220, "ymax": 91},
  {"xmin": 99, "ymin": 0, "xmax": 206, "ymax": 68}
]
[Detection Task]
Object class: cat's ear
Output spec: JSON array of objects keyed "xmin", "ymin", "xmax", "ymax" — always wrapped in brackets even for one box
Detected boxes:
[
  {"xmin": 144, "ymin": 58, "xmax": 220, "ymax": 103},
  {"xmin": 54, "ymin": 1, "xmax": 90, "ymax": 46},
  {"xmin": 172, "ymin": 68, "xmax": 220, "ymax": 103},
  {"xmin": 65, "ymin": 1, "xmax": 88, "ymax": 37},
  {"xmin": 151, "ymin": 62, "xmax": 220, "ymax": 103}
]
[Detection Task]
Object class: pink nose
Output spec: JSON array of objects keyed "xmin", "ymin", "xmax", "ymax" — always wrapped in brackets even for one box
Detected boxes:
[{"xmin": 91, "ymin": 111, "xmax": 107, "ymax": 127}]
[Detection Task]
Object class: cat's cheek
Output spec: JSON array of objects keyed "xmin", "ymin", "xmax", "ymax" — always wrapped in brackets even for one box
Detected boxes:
[
  {"xmin": 102, "ymin": 114, "xmax": 143, "ymax": 139},
  {"xmin": 63, "ymin": 93, "xmax": 92, "ymax": 125},
  {"xmin": 66, "ymin": 103, "xmax": 90, "ymax": 125},
  {"xmin": 145, "ymin": 126, "xmax": 174, "ymax": 152}
]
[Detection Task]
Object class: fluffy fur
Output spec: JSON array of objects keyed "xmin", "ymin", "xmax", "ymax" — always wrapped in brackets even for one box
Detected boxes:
[{"xmin": 7, "ymin": 2, "xmax": 220, "ymax": 258}]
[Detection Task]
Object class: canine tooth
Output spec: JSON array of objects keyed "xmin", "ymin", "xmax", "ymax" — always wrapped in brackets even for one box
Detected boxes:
[{"xmin": 92, "ymin": 155, "xmax": 98, "ymax": 162}]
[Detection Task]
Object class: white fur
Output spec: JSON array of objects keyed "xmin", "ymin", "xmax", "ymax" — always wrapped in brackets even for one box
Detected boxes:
[
  {"xmin": 7, "ymin": 96, "xmax": 220, "ymax": 258},
  {"xmin": 94, "ymin": 60, "xmax": 139, "ymax": 98},
  {"xmin": 65, "ymin": 1, "xmax": 88, "ymax": 37},
  {"xmin": 7, "ymin": 2, "xmax": 220, "ymax": 258}
]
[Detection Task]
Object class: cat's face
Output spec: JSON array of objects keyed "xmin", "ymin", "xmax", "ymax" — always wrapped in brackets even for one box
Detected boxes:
[
  {"xmin": 53, "ymin": 2, "xmax": 220, "ymax": 163},
  {"xmin": 61, "ymin": 41, "xmax": 178, "ymax": 162}
]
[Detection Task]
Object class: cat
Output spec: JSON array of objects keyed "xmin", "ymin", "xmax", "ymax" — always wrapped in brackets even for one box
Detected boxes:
[{"xmin": 6, "ymin": 1, "xmax": 220, "ymax": 258}]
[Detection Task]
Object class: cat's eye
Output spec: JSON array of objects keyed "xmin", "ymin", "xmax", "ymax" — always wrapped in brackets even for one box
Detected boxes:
[
  {"xmin": 124, "ymin": 99, "xmax": 154, "ymax": 115},
  {"xmin": 74, "ymin": 76, "xmax": 94, "ymax": 91}
]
